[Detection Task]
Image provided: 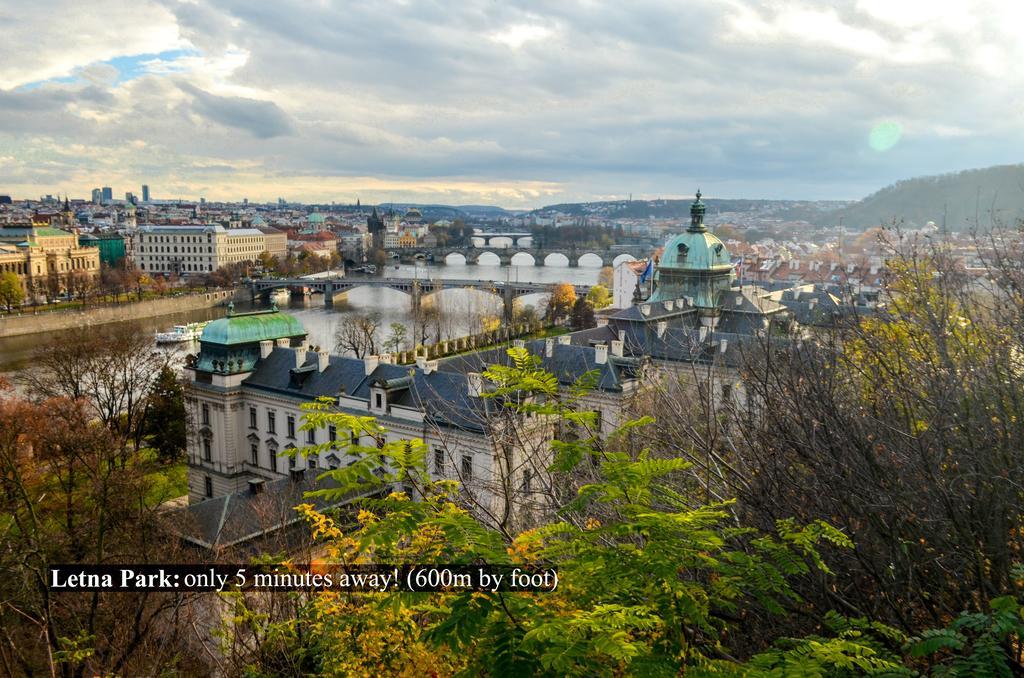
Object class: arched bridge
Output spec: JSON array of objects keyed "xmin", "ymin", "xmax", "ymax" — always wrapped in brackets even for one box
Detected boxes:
[
  {"xmin": 385, "ymin": 244, "xmax": 652, "ymax": 268},
  {"xmin": 250, "ymin": 276, "xmax": 591, "ymax": 321}
]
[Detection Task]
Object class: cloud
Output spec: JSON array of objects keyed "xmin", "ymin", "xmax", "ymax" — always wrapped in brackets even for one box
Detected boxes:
[
  {"xmin": 0, "ymin": 0, "xmax": 1022, "ymax": 206},
  {"xmin": 177, "ymin": 82, "xmax": 294, "ymax": 139}
]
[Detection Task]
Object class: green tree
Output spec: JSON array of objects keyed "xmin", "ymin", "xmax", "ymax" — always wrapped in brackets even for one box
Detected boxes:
[
  {"xmin": 383, "ymin": 322, "xmax": 408, "ymax": 354},
  {"xmin": 585, "ymin": 284, "xmax": 612, "ymax": 310},
  {"xmin": 0, "ymin": 271, "xmax": 24, "ymax": 310},
  {"xmin": 570, "ymin": 295, "xmax": 595, "ymax": 330},
  {"xmin": 144, "ymin": 365, "xmax": 187, "ymax": 464}
]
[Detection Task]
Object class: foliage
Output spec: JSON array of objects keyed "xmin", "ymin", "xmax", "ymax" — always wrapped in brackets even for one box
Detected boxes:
[
  {"xmin": 570, "ymin": 295, "xmax": 596, "ymax": 330},
  {"xmin": 225, "ymin": 348, "xmax": 857, "ymax": 676},
  {"xmin": 586, "ymin": 284, "xmax": 613, "ymax": 310},
  {"xmin": 545, "ymin": 282, "xmax": 576, "ymax": 323},
  {"xmin": 333, "ymin": 311, "xmax": 382, "ymax": 358},
  {"xmin": 382, "ymin": 321, "xmax": 408, "ymax": 354},
  {"xmin": 0, "ymin": 270, "xmax": 24, "ymax": 310},
  {"xmin": 144, "ymin": 365, "xmax": 188, "ymax": 463}
]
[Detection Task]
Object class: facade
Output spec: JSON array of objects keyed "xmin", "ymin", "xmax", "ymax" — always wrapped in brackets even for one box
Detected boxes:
[
  {"xmin": 78, "ymin": 232, "xmax": 126, "ymax": 267},
  {"xmin": 257, "ymin": 226, "xmax": 287, "ymax": 260},
  {"xmin": 182, "ymin": 307, "xmax": 552, "ymax": 515},
  {"xmin": 132, "ymin": 224, "xmax": 266, "ymax": 276},
  {"xmin": 0, "ymin": 224, "xmax": 100, "ymax": 296},
  {"xmin": 142, "ymin": 185, "xmax": 150, "ymax": 203}
]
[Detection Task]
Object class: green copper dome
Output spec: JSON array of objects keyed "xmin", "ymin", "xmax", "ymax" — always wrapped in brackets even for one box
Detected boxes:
[
  {"xmin": 649, "ymin": 189, "xmax": 735, "ymax": 308},
  {"xmin": 201, "ymin": 307, "xmax": 307, "ymax": 346}
]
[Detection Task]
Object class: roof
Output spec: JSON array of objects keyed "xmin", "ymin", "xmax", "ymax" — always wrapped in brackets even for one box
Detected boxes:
[
  {"xmin": 201, "ymin": 308, "xmax": 307, "ymax": 346},
  {"xmin": 659, "ymin": 230, "xmax": 733, "ymax": 271}
]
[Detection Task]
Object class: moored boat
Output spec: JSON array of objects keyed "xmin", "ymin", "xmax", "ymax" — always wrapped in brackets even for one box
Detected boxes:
[{"xmin": 155, "ymin": 321, "xmax": 209, "ymax": 344}]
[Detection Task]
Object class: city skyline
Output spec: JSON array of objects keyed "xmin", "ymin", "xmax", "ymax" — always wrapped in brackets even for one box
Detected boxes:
[{"xmin": 2, "ymin": 0, "xmax": 1022, "ymax": 208}]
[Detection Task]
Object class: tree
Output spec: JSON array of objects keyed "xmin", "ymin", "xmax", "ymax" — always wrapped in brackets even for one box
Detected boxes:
[
  {"xmin": 585, "ymin": 284, "xmax": 612, "ymax": 310},
  {"xmin": 219, "ymin": 348, "xmax": 853, "ymax": 675},
  {"xmin": 545, "ymin": 282, "xmax": 576, "ymax": 324},
  {"xmin": 382, "ymin": 322, "xmax": 408, "ymax": 354},
  {"xmin": 0, "ymin": 271, "xmax": 24, "ymax": 310},
  {"xmin": 144, "ymin": 366, "xmax": 187, "ymax": 463},
  {"xmin": 570, "ymin": 295, "xmax": 595, "ymax": 330},
  {"xmin": 597, "ymin": 265, "xmax": 614, "ymax": 289},
  {"xmin": 333, "ymin": 312, "xmax": 382, "ymax": 358}
]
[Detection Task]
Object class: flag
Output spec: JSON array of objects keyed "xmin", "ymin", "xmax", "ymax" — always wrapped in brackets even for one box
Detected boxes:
[{"xmin": 638, "ymin": 258, "xmax": 654, "ymax": 284}]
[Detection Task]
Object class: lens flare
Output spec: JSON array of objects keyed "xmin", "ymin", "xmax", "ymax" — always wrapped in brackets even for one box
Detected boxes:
[{"xmin": 869, "ymin": 121, "xmax": 903, "ymax": 151}]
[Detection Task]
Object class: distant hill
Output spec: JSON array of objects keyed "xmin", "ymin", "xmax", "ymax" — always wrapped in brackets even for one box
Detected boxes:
[
  {"xmin": 825, "ymin": 164, "xmax": 1024, "ymax": 231},
  {"xmin": 534, "ymin": 198, "xmax": 846, "ymax": 221}
]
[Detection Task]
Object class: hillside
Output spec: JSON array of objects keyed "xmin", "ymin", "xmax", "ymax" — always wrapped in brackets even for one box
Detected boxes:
[{"xmin": 826, "ymin": 164, "xmax": 1024, "ymax": 231}]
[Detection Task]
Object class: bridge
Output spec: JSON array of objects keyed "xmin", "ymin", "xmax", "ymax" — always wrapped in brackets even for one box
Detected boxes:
[
  {"xmin": 250, "ymin": 276, "xmax": 592, "ymax": 321},
  {"xmin": 384, "ymin": 243, "xmax": 653, "ymax": 268}
]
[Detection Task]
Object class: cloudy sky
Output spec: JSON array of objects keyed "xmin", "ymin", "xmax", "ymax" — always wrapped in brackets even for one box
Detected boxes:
[{"xmin": 0, "ymin": 0, "xmax": 1021, "ymax": 208}]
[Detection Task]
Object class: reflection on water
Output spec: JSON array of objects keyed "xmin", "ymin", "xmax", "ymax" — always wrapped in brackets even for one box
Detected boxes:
[{"xmin": 0, "ymin": 263, "xmax": 599, "ymax": 374}]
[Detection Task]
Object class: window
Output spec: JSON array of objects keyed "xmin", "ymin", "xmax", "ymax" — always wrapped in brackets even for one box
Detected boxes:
[
  {"xmin": 306, "ymin": 428, "xmax": 316, "ymax": 444},
  {"xmin": 721, "ymin": 383, "xmax": 733, "ymax": 400},
  {"xmin": 434, "ymin": 449, "xmax": 446, "ymax": 475},
  {"xmin": 267, "ymin": 410, "xmax": 276, "ymax": 433},
  {"xmin": 522, "ymin": 469, "xmax": 532, "ymax": 493},
  {"xmin": 461, "ymin": 455, "xmax": 473, "ymax": 481},
  {"xmin": 328, "ymin": 425, "xmax": 337, "ymax": 443},
  {"xmin": 287, "ymin": 415, "xmax": 295, "ymax": 438},
  {"xmin": 201, "ymin": 403, "xmax": 210, "ymax": 425},
  {"xmin": 269, "ymin": 447, "xmax": 277, "ymax": 472},
  {"xmin": 203, "ymin": 438, "xmax": 212, "ymax": 462},
  {"xmin": 251, "ymin": 443, "xmax": 259, "ymax": 466},
  {"xmin": 204, "ymin": 476, "xmax": 213, "ymax": 498},
  {"xmin": 288, "ymin": 453, "xmax": 296, "ymax": 469},
  {"xmin": 249, "ymin": 407, "xmax": 257, "ymax": 428},
  {"xmin": 308, "ymin": 458, "xmax": 317, "ymax": 470}
]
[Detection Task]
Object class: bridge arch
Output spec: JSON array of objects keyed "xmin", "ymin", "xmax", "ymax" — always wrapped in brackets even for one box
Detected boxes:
[
  {"xmin": 444, "ymin": 252, "xmax": 468, "ymax": 265},
  {"xmin": 486, "ymin": 236, "xmax": 514, "ymax": 249},
  {"xmin": 475, "ymin": 251, "xmax": 501, "ymax": 266},
  {"xmin": 612, "ymin": 253, "xmax": 637, "ymax": 267},
  {"xmin": 543, "ymin": 252, "xmax": 570, "ymax": 267},
  {"xmin": 577, "ymin": 253, "xmax": 604, "ymax": 268},
  {"xmin": 514, "ymin": 236, "xmax": 533, "ymax": 247},
  {"xmin": 510, "ymin": 252, "xmax": 536, "ymax": 266}
]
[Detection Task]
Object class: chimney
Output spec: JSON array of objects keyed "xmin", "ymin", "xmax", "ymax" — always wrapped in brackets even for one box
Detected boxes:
[
  {"xmin": 416, "ymin": 356, "xmax": 427, "ymax": 370},
  {"xmin": 557, "ymin": 335, "xmax": 571, "ymax": 345},
  {"xmin": 618, "ymin": 329, "xmax": 625, "ymax": 342},
  {"xmin": 259, "ymin": 340, "xmax": 273, "ymax": 359},
  {"xmin": 656, "ymin": 321, "xmax": 667, "ymax": 338},
  {"xmin": 276, "ymin": 337, "xmax": 290, "ymax": 348},
  {"xmin": 467, "ymin": 372, "xmax": 483, "ymax": 397},
  {"xmin": 610, "ymin": 339, "xmax": 623, "ymax": 357},
  {"xmin": 379, "ymin": 352, "xmax": 394, "ymax": 365},
  {"xmin": 663, "ymin": 300, "xmax": 674, "ymax": 311},
  {"xmin": 248, "ymin": 478, "xmax": 265, "ymax": 495},
  {"xmin": 640, "ymin": 304, "xmax": 651, "ymax": 316},
  {"xmin": 594, "ymin": 344, "xmax": 608, "ymax": 365},
  {"xmin": 545, "ymin": 337, "xmax": 554, "ymax": 357},
  {"xmin": 317, "ymin": 350, "xmax": 329, "ymax": 372},
  {"xmin": 294, "ymin": 344, "xmax": 308, "ymax": 368},
  {"xmin": 364, "ymin": 355, "xmax": 379, "ymax": 376},
  {"xmin": 720, "ymin": 338, "xmax": 729, "ymax": 354}
]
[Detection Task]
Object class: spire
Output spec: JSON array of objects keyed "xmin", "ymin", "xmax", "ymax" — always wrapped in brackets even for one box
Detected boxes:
[{"xmin": 687, "ymin": 188, "xmax": 707, "ymax": 233}]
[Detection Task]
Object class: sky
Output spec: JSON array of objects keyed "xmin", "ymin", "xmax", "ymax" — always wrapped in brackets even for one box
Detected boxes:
[{"xmin": 0, "ymin": 0, "xmax": 1021, "ymax": 208}]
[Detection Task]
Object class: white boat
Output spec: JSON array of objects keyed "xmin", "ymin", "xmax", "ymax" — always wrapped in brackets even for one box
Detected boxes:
[{"xmin": 155, "ymin": 321, "xmax": 209, "ymax": 344}]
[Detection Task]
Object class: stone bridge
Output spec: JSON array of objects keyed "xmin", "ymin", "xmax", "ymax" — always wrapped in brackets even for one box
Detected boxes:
[
  {"xmin": 385, "ymin": 243, "xmax": 652, "ymax": 267},
  {"xmin": 250, "ymin": 276, "xmax": 591, "ymax": 321}
]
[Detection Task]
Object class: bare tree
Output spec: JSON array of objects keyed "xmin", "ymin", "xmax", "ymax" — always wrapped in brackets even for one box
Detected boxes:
[{"xmin": 333, "ymin": 311, "xmax": 382, "ymax": 358}]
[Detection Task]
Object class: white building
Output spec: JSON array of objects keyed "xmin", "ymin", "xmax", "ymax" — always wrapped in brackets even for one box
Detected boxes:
[{"xmin": 132, "ymin": 223, "xmax": 266, "ymax": 276}]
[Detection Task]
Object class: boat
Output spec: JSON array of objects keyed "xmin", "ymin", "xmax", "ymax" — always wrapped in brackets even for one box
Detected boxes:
[{"xmin": 155, "ymin": 321, "xmax": 210, "ymax": 344}]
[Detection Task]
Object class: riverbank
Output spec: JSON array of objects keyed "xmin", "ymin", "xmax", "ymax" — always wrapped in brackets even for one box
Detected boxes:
[{"xmin": 0, "ymin": 289, "xmax": 239, "ymax": 338}]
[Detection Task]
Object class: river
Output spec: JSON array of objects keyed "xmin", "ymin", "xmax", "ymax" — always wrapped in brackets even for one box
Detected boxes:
[{"xmin": 0, "ymin": 261, "xmax": 601, "ymax": 374}]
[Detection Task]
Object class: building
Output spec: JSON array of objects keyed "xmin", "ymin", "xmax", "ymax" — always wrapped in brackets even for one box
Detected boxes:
[
  {"xmin": 142, "ymin": 185, "xmax": 150, "ymax": 203},
  {"xmin": 101, "ymin": 187, "xmax": 113, "ymax": 204},
  {"xmin": 397, "ymin": 231, "xmax": 418, "ymax": 248},
  {"xmin": 132, "ymin": 224, "xmax": 266, "ymax": 276},
  {"xmin": 91, "ymin": 188, "xmax": 102, "ymax": 204},
  {"xmin": 257, "ymin": 226, "xmax": 287, "ymax": 261},
  {"xmin": 0, "ymin": 223, "xmax": 100, "ymax": 297},
  {"xmin": 383, "ymin": 231, "xmax": 400, "ymax": 249},
  {"xmin": 180, "ymin": 307, "xmax": 555, "ymax": 522},
  {"xmin": 78, "ymin": 232, "xmax": 126, "ymax": 267}
]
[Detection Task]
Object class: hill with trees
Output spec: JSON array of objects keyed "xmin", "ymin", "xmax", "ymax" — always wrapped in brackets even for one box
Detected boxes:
[{"xmin": 825, "ymin": 164, "xmax": 1024, "ymax": 231}]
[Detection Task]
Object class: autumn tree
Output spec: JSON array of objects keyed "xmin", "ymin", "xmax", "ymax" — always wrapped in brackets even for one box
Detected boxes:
[
  {"xmin": 544, "ymin": 282, "xmax": 576, "ymax": 324},
  {"xmin": 0, "ymin": 271, "xmax": 23, "ymax": 310}
]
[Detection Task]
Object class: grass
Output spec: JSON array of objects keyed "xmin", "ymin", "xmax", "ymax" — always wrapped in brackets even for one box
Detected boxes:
[{"xmin": 137, "ymin": 447, "xmax": 189, "ymax": 507}]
